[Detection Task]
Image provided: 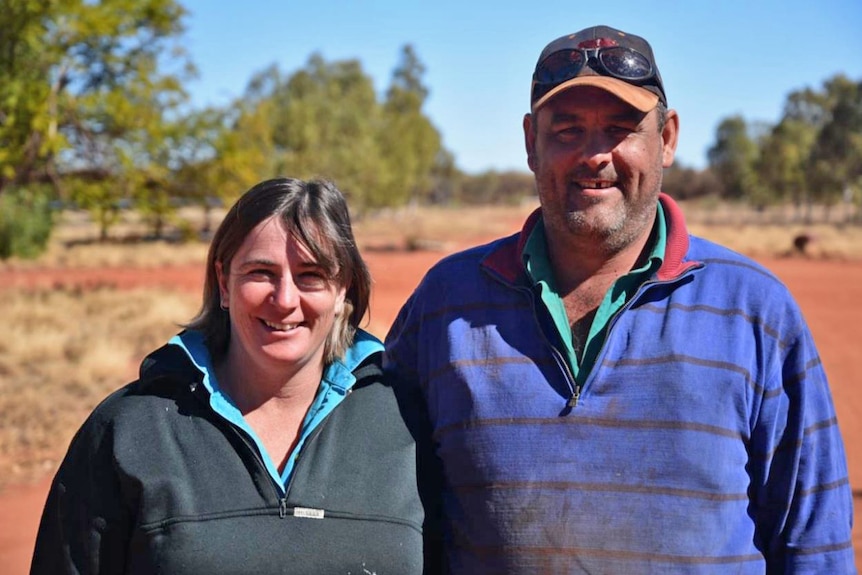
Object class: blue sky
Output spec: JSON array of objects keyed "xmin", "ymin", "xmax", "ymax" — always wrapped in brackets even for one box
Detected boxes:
[{"xmin": 179, "ymin": 0, "xmax": 862, "ymax": 174}]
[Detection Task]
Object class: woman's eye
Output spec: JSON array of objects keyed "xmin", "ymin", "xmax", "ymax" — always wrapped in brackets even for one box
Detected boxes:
[{"xmin": 296, "ymin": 271, "xmax": 328, "ymax": 289}]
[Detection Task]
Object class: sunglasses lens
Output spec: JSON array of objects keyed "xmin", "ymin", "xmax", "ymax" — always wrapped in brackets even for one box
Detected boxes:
[
  {"xmin": 535, "ymin": 50, "xmax": 585, "ymax": 84},
  {"xmin": 599, "ymin": 47, "xmax": 652, "ymax": 80}
]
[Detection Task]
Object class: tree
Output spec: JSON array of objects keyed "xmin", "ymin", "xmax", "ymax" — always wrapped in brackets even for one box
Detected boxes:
[
  {"xmin": 275, "ymin": 54, "xmax": 386, "ymax": 209},
  {"xmin": 377, "ymin": 45, "xmax": 443, "ymax": 207},
  {"xmin": 1, "ymin": 0, "xmax": 193, "ymax": 240},
  {"xmin": 0, "ymin": 0, "xmax": 191, "ymax": 194},
  {"xmin": 222, "ymin": 48, "xmax": 449, "ymax": 213},
  {"xmin": 0, "ymin": 0, "xmax": 61, "ymax": 193},
  {"xmin": 806, "ymin": 75, "xmax": 862, "ymax": 220},
  {"xmin": 757, "ymin": 118, "xmax": 816, "ymax": 221},
  {"xmin": 707, "ymin": 116, "xmax": 760, "ymax": 201}
]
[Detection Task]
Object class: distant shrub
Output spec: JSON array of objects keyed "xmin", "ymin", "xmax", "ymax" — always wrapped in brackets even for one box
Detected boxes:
[{"xmin": 0, "ymin": 187, "xmax": 54, "ymax": 260}]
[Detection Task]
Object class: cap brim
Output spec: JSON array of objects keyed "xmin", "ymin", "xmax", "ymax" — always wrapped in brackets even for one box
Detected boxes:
[{"xmin": 533, "ymin": 76, "xmax": 659, "ymax": 113}]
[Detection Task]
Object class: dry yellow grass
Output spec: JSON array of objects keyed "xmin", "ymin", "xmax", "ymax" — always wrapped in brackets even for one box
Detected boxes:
[
  {"xmin": 2, "ymin": 200, "xmax": 860, "ymax": 271},
  {"xmin": 353, "ymin": 201, "xmax": 538, "ymax": 251},
  {"xmin": 687, "ymin": 222, "xmax": 862, "ymax": 260},
  {"xmin": 0, "ymin": 287, "xmax": 198, "ymax": 487}
]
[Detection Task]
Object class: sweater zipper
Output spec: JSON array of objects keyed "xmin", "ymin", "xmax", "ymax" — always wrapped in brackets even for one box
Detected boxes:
[
  {"xmin": 486, "ymin": 245, "xmax": 702, "ymax": 409},
  {"xmin": 524, "ymin": 262, "xmax": 703, "ymax": 408},
  {"xmin": 580, "ymin": 272, "xmax": 701, "ymax": 393},
  {"xmin": 519, "ymin": 285, "xmax": 581, "ymax": 408}
]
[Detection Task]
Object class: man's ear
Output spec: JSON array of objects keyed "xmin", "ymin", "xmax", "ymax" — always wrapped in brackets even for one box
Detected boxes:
[
  {"xmin": 523, "ymin": 113, "xmax": 537, "ymax": 172},
  {"xmin": 661, "ymin": 109, "xmax": 680, "ymax": 168}
]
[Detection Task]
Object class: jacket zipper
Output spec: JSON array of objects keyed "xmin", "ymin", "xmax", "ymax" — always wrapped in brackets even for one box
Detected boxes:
[
  {"xmin": 189, "ymin": 384, "xmax": 288, "ymax": 515},
  {"xmin": 225, "ymin": 421, "xmax": 288, "ymax": 512},
  {"xmin": 184, "ymin": 352, "xmax": 378, "ymax": 520},
  {"xmin": 282, "ymin": 395, "xmax": 342, "ymax": 498}
]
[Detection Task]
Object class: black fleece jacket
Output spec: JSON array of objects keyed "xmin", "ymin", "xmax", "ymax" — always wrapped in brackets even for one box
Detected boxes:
[{"xmin": 30, "ymin": 341, "xmax": 444, "ymax": 574}]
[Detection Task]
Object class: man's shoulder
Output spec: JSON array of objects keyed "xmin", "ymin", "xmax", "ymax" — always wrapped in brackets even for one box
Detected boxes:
[
  {"xmin": 425, "ymin": 232, "xmax": 521, "ymax": 279},
  {"xmin": 687, "ymin": 234, "xmax": 780, "ymax": 278},
  {"xmin": 685, "ymin": 234, "xmax": 800, "ymax": 310}
]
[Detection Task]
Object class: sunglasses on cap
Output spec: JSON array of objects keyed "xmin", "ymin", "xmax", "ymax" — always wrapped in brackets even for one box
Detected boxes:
[{"xmin": 532, "ymin": 46, "xmax": 661, "ymax": 104}]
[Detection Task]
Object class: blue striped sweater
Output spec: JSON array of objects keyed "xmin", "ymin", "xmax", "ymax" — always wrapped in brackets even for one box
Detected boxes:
[{"xmin": 383, "ymin": 195, "xmax": 854, "ymax": 574}]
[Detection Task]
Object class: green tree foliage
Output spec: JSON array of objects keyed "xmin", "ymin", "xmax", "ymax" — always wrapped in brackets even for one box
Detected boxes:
[
  {"xmin": 806, "ymin": 76, "xmax": 862, "ymax": 217},
  {"xmin": 707, "ymin": 74, "xmax": 862, "ymax": 221},
  {"xmin": 0, "ymin": 0, "xmax": 57, "ymax": 191},
  {"xmin": 707, "ymin": 116, "xmax": 761, "ymax": 201},
  {"xmin": 1, "ymin": 0, "xmax": 192, "ymax": 240},
  {"xmin": 278, "ymin": 55, "xmax": 387, "ymax": 209},
  {"xmin": 756, "ymin": 118, "xmax": 816, "ymax": 218},
  {"xmin": 0, "ymin": 185, "xmax": 53, "ymax": 259},
  {"xmin": 377, "ymin": 45, "xmax": 443, "ymax": 207},
  {"xmin": 214, "ymin": 47, "xmax": 447, "ymax": 213},
  {"xmin": 171, "ymin": 106, "xmax": 247, "ymax": 235}
]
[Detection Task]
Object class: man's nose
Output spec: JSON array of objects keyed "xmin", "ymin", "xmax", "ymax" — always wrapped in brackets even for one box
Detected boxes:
[{"xmin": 580, "ymin": 130, "xmax": 614, "ymax": 170}]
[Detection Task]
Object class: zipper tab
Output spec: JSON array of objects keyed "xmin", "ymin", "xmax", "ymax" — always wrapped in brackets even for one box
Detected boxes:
[
  {"xmin": 279, "ymin": 498, "xmax": 288, "ymax": 519},
  {"xmin": 567, "ymin": 386, "xmax": 581, "ymax": 408}
]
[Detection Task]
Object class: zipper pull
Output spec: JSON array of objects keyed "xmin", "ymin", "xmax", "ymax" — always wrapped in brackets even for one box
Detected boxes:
[
  {"xmin": 567, "ymin": 386, "xmax": 581, "ymax": 408},
  {"xmin": 279, "ymin": 498, "xmax": 288, "ymax": 518}
]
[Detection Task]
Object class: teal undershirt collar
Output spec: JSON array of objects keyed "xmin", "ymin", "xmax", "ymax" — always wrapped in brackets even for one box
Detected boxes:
[
  {"xmin": 170, "ymin": 329, "xmax": 383, "ymax": 494},
  {"xmin": 522, "ymin": 204, "xmax": 667, "ymax": 385}
]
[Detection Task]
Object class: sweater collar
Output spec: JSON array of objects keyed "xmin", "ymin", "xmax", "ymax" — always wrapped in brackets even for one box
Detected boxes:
[{"xmin": 482, "ymin": 193, "xmax": 698, "ymax": 283}]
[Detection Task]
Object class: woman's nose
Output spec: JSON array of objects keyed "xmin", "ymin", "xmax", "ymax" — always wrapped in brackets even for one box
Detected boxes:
[{"xmin": 271, "ymin": 274, "xmax": 300, "ymax": 308}]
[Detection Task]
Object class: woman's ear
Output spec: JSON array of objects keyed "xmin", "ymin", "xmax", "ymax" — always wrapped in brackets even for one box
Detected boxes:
[
  {"xmin": 216, "ymin": 261, "xmax": 229, "ymax": 309},
  {"xmin": 334, "ymin": 288, "xmax": 347, "ymax": 316}
]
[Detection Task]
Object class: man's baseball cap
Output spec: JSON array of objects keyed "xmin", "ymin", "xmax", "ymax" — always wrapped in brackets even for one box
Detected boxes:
[{"xmin": 530, "ymin": 25, "xmax": 667, "ymax": 112}]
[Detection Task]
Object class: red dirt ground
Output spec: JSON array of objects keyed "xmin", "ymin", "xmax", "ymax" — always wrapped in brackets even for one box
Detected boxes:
[{"xmin": 2, "ymin": 251, "xmax": 861, "ymax": 573}]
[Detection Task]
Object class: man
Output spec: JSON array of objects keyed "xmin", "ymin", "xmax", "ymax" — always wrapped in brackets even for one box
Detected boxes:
[{"xmin": 384, "ymin": 25, "xmax": 854, "ymax": 573}]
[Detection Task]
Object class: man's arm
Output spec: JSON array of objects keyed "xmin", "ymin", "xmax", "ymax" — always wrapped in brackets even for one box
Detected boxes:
[{"xmin": 750, "ymin": 321, "xmax": 854, "ymax": 573}]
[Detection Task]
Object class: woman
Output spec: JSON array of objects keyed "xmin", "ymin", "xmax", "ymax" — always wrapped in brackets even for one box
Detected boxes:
[{"xmin": 30, "ymin": 178, "xmax": 442, "ymax": 574}]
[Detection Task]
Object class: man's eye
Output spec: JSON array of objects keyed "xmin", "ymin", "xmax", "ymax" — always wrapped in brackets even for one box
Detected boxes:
[
  {"xmin": 608, "ymin": 125, "xmax": 632, "ymax": 135},
  {"xmin": 555, "ymin": 126, "xmax": 584, "ymax": 140}
]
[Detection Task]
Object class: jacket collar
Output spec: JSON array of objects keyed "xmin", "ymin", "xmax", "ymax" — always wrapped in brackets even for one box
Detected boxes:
[{"xmin": 139, "ymin": 329, "xmax": 383, "ymax": 395}]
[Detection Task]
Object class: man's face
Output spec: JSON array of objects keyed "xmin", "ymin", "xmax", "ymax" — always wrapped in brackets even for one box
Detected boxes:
[{"xmin": 523, "ymin": 86, "xmax": 678, "ymax": 253}]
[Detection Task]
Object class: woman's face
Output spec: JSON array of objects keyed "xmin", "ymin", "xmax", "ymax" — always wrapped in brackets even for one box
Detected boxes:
[{"xmin": 216, "ymin": 216, "xmax": 346, "ymax": 382}]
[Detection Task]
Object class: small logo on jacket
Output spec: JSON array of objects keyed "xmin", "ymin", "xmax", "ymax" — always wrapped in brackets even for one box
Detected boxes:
[{"xmin": 293, "ymin": 507, "xmax": 325, "ymax": 519}]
